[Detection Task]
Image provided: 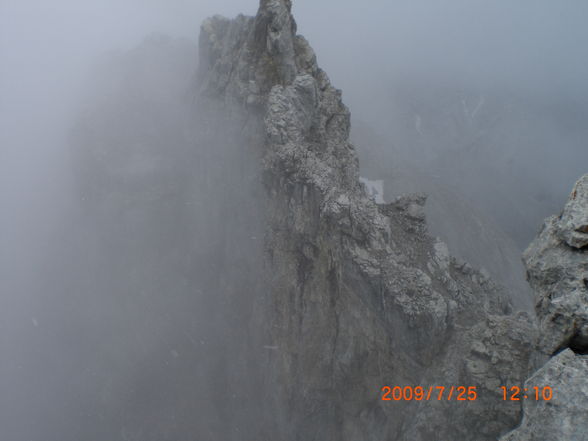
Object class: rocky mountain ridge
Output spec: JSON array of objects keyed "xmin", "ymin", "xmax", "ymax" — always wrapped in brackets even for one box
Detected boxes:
[
  {"xmin": 69, "ymin": 1, "xmax": 587, "ymax": 439},
  {"xmin": 197, "ymin": 1, "xmax": 539, "ymax": 439}
]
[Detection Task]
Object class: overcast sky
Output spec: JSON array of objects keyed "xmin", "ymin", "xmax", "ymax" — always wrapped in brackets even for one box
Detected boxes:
[
  {"xmin": 1, "ymin": 0, "xmax": 587, "ymax": 255},
  {"xmin": 2, "ymin": 0, "xmax": 588, "ymax": 120}
]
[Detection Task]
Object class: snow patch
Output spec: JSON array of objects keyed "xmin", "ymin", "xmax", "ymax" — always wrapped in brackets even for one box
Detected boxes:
[{"xmin": 360, "ymin": 177, "xmax": 385, "ymax": 204}]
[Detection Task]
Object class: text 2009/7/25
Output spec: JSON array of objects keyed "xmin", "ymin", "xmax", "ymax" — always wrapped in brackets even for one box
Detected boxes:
[{"xmin": 381, "ymin": 386, "xmax": 478, "ymax": 401}]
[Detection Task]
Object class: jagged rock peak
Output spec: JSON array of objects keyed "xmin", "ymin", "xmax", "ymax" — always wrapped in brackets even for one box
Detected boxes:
[
  {"xmin": 195, "ymin": 3, "xmax": 525, "ymax": 440},
  {"xmin": 198, "ymin": 0, "xmax": 321, "ymax": 107},
  {"xmin": 251, "ymin": 0, "xmax": 298, "ymax": 83},
  {"xmin": 558, "ymin": 174, "xmax": 588, "ymax": 249}
]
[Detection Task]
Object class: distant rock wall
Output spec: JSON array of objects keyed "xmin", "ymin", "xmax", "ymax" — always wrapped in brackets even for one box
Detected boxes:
[{"xmin": 353, "ymin": 121, "xmax": 534, "ymax": 312}]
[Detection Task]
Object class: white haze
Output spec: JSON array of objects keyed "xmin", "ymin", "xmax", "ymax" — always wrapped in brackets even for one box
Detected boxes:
[{"xmin": 1, "ymin": 0, "xmax": 587, "ymax": 439}]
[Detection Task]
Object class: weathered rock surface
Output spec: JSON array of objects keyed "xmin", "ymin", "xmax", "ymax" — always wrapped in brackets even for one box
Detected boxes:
[
  {"xmin": 400, "ymin": 312, "xmax": 536, "ymax": 440},
  {"xmin": 67, "ymin": 2, "xmax": 587, "ymax": 438},
  {"xmin": 198, "ymin": 1, "xmax": 536, "ymax": 439},
  {"xmin": 501, "ymin": 174, "xmax": 588, "ymax": 441},
  {"xmin": 523, "ymin": 174, "xmax": 588, "ymax": 356},
  {"xmin": 557, "ymin": 175, "xmax": 588, "ymax": 249},
  {"xmin": 501, "ymin": 350, "xmax": 588, "ymax": 441}
]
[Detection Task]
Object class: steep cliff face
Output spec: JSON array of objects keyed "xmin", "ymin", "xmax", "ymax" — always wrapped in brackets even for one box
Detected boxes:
[
  {"xmin": 64, "ymin": 2, "xmax": 587, "ymax": 439},
  {"xmin": 501, "ymin": 175, "xmax": 588, "ymax": 441},
  {"xmin": 198, "ymin": 2, "xmax": 535, "ymax": 439}
]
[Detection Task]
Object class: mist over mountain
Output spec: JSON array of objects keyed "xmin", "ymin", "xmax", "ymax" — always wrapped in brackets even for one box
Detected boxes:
[{"xmin": 1, "ymin": 1, "xmax": 587, "ymax": 440}]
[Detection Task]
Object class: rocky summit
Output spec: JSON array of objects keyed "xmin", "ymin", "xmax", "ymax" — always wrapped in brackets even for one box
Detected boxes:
[{"xmin": 195, "ymin": 1, "xmax": 557, "ymax": 440}]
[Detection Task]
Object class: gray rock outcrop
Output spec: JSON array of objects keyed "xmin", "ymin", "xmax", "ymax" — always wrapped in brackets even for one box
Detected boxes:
[
  {"xmin": 400, "ymin": 312, "xmax": 536, "ymax": 440},
  {"xmin": 523, "ymin": 174, "xmax": 588, "ymax": 357},
  {"xmin": 557, "ymin": 174, "xmax": 588, "ymax": 249},
  {"xmin": 197, "ymin": 1, "xmax": 536, "ymax": 439},
  {"xmin": 501, "ymin": 349, "xmax": 588, "ymax": 441},
  {"xmin": 501, "ymin": 174, "xmax": 588, "ymax": 441},
  {"xmin": 69, "ymin": 1, "xmax": 588, "ymax": 439}
]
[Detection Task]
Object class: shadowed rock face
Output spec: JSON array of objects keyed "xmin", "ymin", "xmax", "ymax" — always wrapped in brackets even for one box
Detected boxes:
[
  {"xmin": 69, "ymin": 35, "xmax": 269, "ymax": 440},
  {"xmin": 198, "ymin": 1, "xmax": 536, "ymax": 439}
]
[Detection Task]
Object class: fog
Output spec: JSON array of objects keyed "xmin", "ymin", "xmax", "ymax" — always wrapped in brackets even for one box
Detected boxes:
[{"xmin": 1, "ymin": 0, "xmax": 587, "ymax": 439}]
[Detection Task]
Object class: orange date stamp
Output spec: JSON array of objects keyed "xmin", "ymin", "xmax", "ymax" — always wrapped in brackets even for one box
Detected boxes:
[
  {"xmin": 500, "ymin": 386, "xmax": 553, "ymax": 401},
  {"xmin": 381, "ymin": 385, "xmax": 554, "ymax": 402},
  {"xmin": 381, "ymin": 386, "xmax": 478, "ymax": 401}
]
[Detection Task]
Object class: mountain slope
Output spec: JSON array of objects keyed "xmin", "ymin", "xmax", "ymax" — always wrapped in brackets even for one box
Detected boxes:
[{"xmin": 197, "ymin": 2, "xmax": 535, "ymax": 439}]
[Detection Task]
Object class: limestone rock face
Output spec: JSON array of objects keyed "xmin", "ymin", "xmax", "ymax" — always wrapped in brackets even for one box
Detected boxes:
[
  {"xmin": 523, "ymin": 174, "xmax": 588, "ymax": 356},
  {"xmin": 501, "ymin": 350, "xmax": 588, "ymax": 441},
  {"xmin": 557, "ymin": 175, "xmax": 588, "ymax": 249},
  {"xmin": 400, "ymin": 313, "xmax": 536, "ymax": 441},
  {"xmin": 501, "ymin": 175, "xmax": 588, "ymax": 441},
  {"xmin": 197, "ymin": 1, "xmax": 535, "ymax": 439}
]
